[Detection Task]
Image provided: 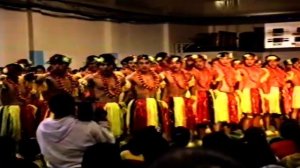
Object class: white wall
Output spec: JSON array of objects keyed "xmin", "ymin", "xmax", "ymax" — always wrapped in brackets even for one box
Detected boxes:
[
  {"xmin": 0, "ymin": 9, "xmax": 29, "ymax": 66},
  {"xmin": 30, "ymin": 12, "xmax": 165, "ymax": 68},
  {"xmin": 0, "ymin": 8, "xmax": 299, "ymax": 68},
  {"xmin": 110, "ymin": 22, "xmax": 165, "ymax": 59},
  {"xmin": 33, "ymin": 13, "xmax": 108, "ymax": 68}
]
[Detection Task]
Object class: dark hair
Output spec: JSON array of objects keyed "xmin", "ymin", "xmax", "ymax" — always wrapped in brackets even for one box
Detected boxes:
[
  {"xmin": 76, "ymin": 102, "xmax": 94, "ymax": 121},
  {"xmin": 98, "ymin": 54, "xmax": 116, "ymax": 68},
  {"xmin": 167, "ymin": 55, "xmax": 182, "ymax": 64},
  {"xmin": 279, "ymin": 119, "xmax": 300, "ymax": 149},
  {"xmin": 149, "ymin": 148, "xmax": 242, "ymax": 168},
  {"xmin": 35, "ymin": 65, "xmax": 46, "ymax": 72},
  {"xmin": 48, "ymin": 93, "xmax": 76, "ymax": 118},
  {"xmin": 291, "ymin": 57, "xmax": 300, "ymax": 65},
  {"xmin": 4, "ymin": 63, "xmax": 23, "ymax": 76},
  {"xmin": 121, "ymin": 56, "xmax": 134, "ymax": 65},
  {"xmin": 217, "ymin": 52, "xmax": 230, "ymax": 58},
  {"xmin": 155, "ymin": 52, "xmax": 168, "ymax": 61},
  {"xmin": 243, "ymin": 127, "xmax": 277, "ymax": 167},
  {"xmin": 82, "ymin": 143, "xmax": 121, "ymax": 168},
  {"xmin": 18, "ymin": 138, "xmax": 40, "ymax": 161},
  {"xmin": 137, "ymin": 54, "xmax": 150, "ymax": 62},
  {"xmin": 85, "ymin": 55, "xmax": 98, "ymax": 65},
  {"xmin": 0, "ymin": 136, "xmax": 16, "ymax": 163},
  {"xmin": 171, "ymin": 127, "xmax": 190, "ymax": 148}
]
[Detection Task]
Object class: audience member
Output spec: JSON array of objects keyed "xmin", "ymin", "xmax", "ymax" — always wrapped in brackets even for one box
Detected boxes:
[
  {"xmin": 0, "ymin": 136, "xmax": 38, "ymax": 168},
  {"xmin": 271, "ymin": 119, "xmax": 300, "ymax": 159},
  {"xmin": 149, "ymin": 148, "xmax": 242, "ymax": 168},
  {"xmin": 36, "ymin": 93, "xmax": 115, "ymax": 168},
  {"xmin": 170, "ymin": 126, "xmax": 190, "ymax": 149},
  {"xmin": 243, "ymin": 127, "xmax": 277, "ymax": 168},
  {"xmin": 82, "ymin": 143, "xmax": 121, "ymax": 168}
]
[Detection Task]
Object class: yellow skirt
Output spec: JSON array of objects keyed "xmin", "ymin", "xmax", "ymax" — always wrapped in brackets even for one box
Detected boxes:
[
  {"xmin": 214, "ymin": 91, "xmax": 229, "ymax": 123},
  {"xmin": 214, "ymin": 91, "xmax": 241, "ymax": 123},
  {"xmin": 267, "ymin": 87, "xmax": 281, "ymax": 114},
  {"xmin": 172, "ymin": 97, "xmax": 186, "ymax": 127},
  {"xmin": 103, "ymin": 102, "xmax": 124, "ymax": 137},
  {"xmin": 292, "ymin": 86, "xmax": 300, "ymax": 109},
  {"xmin": 240, "ymin": 88, "xmax": 252, "ymax": 113},
  {"xmin": 0, "ymin": 105, "xmax": 21, "ymax": 141}
]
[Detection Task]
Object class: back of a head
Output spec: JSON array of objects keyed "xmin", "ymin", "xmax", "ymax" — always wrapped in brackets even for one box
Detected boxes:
[
  {"xmin": 280, "ymin": 119, "xmax": 300, "ymax": 140},
  {"xmin": 149, "ymin": 148, "xmax": 242, "ymax": 168},
  {"xmin": 171, "ymin": 127, "xmax": 190, "ymax": 148},
  {"xmin": 202, "ymin": 132, "xmax": 231, "ymax": 150},
  {"xmin": 134, "ymin": 126, "xmax": 169, "ymax": 164},
  {"xmin": 18, "ymin": 138, "xmax": 40, "ymax": 161},
  {"xmin": 48, "ymin": 93, "xmax": 75, "ymax": 119},
  {"xmin": 82, "ymin": 143, "xmax": 121, "ymax": 168},
  {"xmin": 0, "ymin": 136, "xmax": 16, "ymax": 163},
  {"xmin": 76, "ymin": 102, "xmax": 94, "ymax": 121},
  {"xmin": 244, "ymin": 127, "xmax": 267, "ymax": 144}
]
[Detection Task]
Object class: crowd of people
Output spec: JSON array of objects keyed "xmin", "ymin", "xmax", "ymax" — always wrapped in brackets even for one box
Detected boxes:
[{"xmin": 0, "ymin": 51, "xmax": 299, "ymax": 168}]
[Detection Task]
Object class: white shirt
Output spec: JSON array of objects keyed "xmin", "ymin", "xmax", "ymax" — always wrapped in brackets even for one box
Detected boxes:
[{"xmin": 36, "ymin": 116, "xmax": 115, "ymax": 168}]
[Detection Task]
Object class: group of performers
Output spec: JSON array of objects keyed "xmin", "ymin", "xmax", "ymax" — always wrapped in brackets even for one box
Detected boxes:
[{"xmin": 0, "ymin": 51, "xmax": 300, "ymax": 141}]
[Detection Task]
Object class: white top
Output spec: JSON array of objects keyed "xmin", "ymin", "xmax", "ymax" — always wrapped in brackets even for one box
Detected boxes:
[{"xmin": 36, "ymin": 116, "xmax": 115, "ymax": 168}]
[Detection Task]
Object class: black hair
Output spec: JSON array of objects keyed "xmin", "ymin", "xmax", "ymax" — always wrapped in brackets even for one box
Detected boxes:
[
  {"xmin": 155, "ymin": 52, "xmax": 168, "ymax": 61},
  {"xmin": 167, "ymin": 55, "xmax": 182, "ymax": 64},
  {"xmin": 4, "ymin": 63, "xmax": 23, "ymax": 76},
  {"xmin": 121, "ymin": 56, "xmax": 134, "ymax": 65},
  {"xmin": 98, "ymin": 54, "xmax": 117, "ymax": 68},
  {"xmin": 137, "ymin": 54, "xmax": 150, "ymax": 62},
  {"xmin": 171, "ymin": 126, "xmax": 190, "ymax": 148},
  {"xmin": 149, "ymin": 148, "xmax": 242, "ymax": 168},
  {"xmin": 76, "ymin": 102, "xmax": 94, "ymax": 122},
  {"xmin": 82, "ymin": 143, "xmax": 121, "ymax": 168},
  {"xmin": 48, "ymin": 93, "xmax": 76, "ymax": 118}
]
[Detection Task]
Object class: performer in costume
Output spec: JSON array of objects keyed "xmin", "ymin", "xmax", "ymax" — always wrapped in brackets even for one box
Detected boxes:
[
  {"xmin": 231, "ymin": 59, "xmax": 242, "ymax": 70},
  {"xmin": 76, "ymin": 55, "xmax": 100, "ymax": 98},
  {"xmin": 238, "ymin": 53, "xmax": 267, "ymax": 128},
  {"xmin": 1, "ymin": 64, "xmax": 36, "ymax": 140},
  {"xmin": 287, "ymin": 58, "xmax": 300, "ymax": 121},
  {"xmin": 120, "ymin": 56, "xmax": 136, "ymax": 76},
  {"xmin": 81, "ymin": 55, "xmax": 100, "ymax": 77},
  {"xmin": 126, "ymin": 55, "xmax": 165, "ymax": 133},
  {"xmin": 16, "ymin": 59, "xmax": 32, "ymax": 74},
  {"xmin": 154, "ymin": 52, "xmax": 169, "ymax": 73},
  {"xmin": 183, "ymin": 55, "xmax": 196, "ymax": 72},
  {"xmin": 283, "ymin": 59, "xmax": 293, "ymax": 72},
  {"xmin": 85, "ymin": 54, "xmax": 126, "ymax": 138},
  {"xmin": 213, "ymin": 52, "xmax": 240, "ymax": 123},
  {"xmin": 282, "ymin": 59, "xmax": 294, "ymax": 116},
  {"xmin": 190, "ymin": 54, "xmax": 214, "ymax": 124},
  {"xmin": 262, "ymin": 55, "xmax": 287, "ymax": 130},
  {"xmin": 160, "ymin": 55, "xmax": 194, "ymax": 133},
  {"xmin": 36, "ymin": 54, "xmax": 80, "ymax": 120}
]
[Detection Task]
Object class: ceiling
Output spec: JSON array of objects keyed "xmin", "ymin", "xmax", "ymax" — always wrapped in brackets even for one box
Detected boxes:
[{"xmin": 1, "ymin": 0, "xmax": 300, "ymax": 24}]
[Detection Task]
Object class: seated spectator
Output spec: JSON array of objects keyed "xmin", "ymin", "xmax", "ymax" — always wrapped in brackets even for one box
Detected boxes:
[
  {"xmin": 36, "ymin": 93, "xmax": 115, "ymax": 168},
  {"xmin": 76, "ymin": 101, "xmax": 94, "ymax": 122},
  {"xmin": 243, "ymin": 127, "xmax": 277, "ymax": 168},
  {"xmin": 149, "ymin": 148, "xmax": 242, "ymax": 168},
  {"xmin": 202, "ymin": 132, "xmax": 249, "ymax": 168},
  {"xmin": 170, "ymin": 127, "xmax": 190, "ymax": 149},
  {"xmin": 271, "ymin": 119, "xmax": 300, "ymax": 160},
  {"xmin": 18, "ymin": 138, "xmax": 46, "ymax": 168},
  {"xmin": 0, "ymin": 136, "xmax": 38, "ymax": 168},
  {"xmin": 82, "ymin": 143, "xmax": 121, "ymax": 168},
  {"xmin": 121, "ymin": 127, "xmax": 169, "ymax": 167}
]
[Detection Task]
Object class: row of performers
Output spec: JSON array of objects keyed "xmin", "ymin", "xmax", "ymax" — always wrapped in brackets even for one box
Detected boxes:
[{"xmin": 0, "ymin": 52, "xmax": 299, "ymax": 141}]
